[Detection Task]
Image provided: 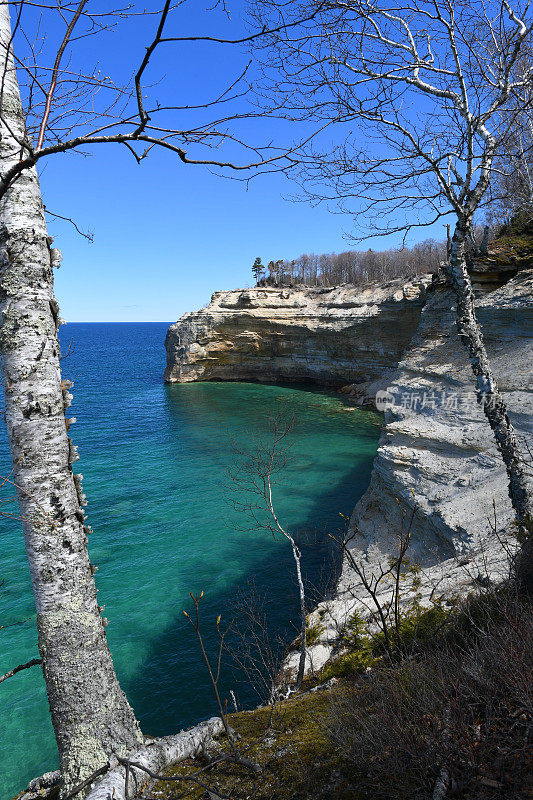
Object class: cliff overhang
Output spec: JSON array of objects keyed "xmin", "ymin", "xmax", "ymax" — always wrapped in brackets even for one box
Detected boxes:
[{"xmin": 164, "ymin": 278, "xmax": 431, "ymax": 388}]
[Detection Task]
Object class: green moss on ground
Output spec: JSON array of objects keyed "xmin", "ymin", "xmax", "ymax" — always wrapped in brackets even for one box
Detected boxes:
[
  {"xmin": 478, "ymin": 222, "xmax": 533, "ymax": 269},
  {"xmin": 152, "ymin": 688, "xmax": 359, "ymax": 800},
  {"xmin": 151, "ymin": 598, "xmax": 454, "ymax": 799},
  {"xmin": 152, "ymin": 589, "xmax": 532, "ymax": 800},
  {"xmin": 321, "ymin": 595, "xmax": 451, "ymax": 683}
]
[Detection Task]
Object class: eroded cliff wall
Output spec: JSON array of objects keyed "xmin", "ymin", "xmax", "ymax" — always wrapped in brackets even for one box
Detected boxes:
[
  {"xmin": 290, "ymin": 269, "xmax": 532, "ymax": 675},
  {"xmin": 351, "ymin": 268, "xmax": 533, "ymax": 557},
  {"xmin": 165, "ymin": 272, "xmax": 532, "ymax": 553},
  {"xmin": 164, "ymin": 279, "xmax": 431, "ymax": 386}
]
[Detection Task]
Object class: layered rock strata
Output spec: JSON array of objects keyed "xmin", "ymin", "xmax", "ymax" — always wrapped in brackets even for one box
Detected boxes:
[
  {"xmin": 299, "ymin": 268, "xmax": 533, "ymax": 675},
  {"xmin": 164, "ymin": 279, "xmax": 431, "ymax": 386}
]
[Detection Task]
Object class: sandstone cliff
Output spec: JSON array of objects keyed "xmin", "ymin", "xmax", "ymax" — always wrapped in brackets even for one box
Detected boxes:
[
  {"xmin": 300, "ymin": 268, "xmax": 533, "ymax": 675},
  {"xmin": 164, "ymin": 278, "xmax": 431, "ymax": 386},
  {"xmin": 352, "ymin": 269, "xmax": 533, "ymax": 554},
  {"xmin": 165, "ymin": 264, "xmax": 533, "ymax": 675}
]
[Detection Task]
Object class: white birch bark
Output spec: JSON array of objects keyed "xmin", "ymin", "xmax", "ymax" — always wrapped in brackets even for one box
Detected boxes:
[
  {"xmin": 0, "ymin": 4, "xmax": 143, "ymax": 795},
  {"xmin": 265, "ymin": 469, "xmax": 307, "ymax": 688},
  {"xmin": 447, "ymin": 218, "xmax": 533, "ymax": 586},
  {"xmin": 17, "ymin": 718, "xmax": 225, "ymax": 800},
  {"xmin": 85, "ymin": 717, "xmax": 224, "ymax": 800},
  {"xmin": 292, "ymin": 541, "xmax": 307, "ymax": 688}
]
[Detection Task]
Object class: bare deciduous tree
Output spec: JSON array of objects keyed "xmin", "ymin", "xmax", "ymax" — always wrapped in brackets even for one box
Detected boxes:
[
  {"xmin": 229, "ymin": 581, "xmax": 284, "ymax": 704},
  {"xmin": 230, "ymin": 410, "xmax": 308, "ymax": 689},
  {"xmin": 489, "ymin": 49, "xmax": 533, "ymax": 225},
  {"xmin": 252, "ymin": 0, "xmax": 533, "ymax": 577},
  {"xmin": 183, "ymin": 591, "xmax": 262, "ymax": 776},
  {"xmin": 262, "ymin": 238, "xmax": 446, "ymax": 286},
  {"xmin": 332, "ymin": 504, "xmax": 421, "ymax": 660}
]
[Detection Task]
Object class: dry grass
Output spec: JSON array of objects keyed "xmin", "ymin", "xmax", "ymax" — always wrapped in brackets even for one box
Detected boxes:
[
  {"xmin": 327, "ymin": 587, "xmax": 533, "ymax": 799},
  {"xmin": 151, "ymin": 587, "xmax": 533, "ymax": 800}
]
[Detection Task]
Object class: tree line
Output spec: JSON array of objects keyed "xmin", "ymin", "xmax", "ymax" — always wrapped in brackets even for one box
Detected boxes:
[{"xmin": 252, "ymin": 239, "xmax": 446, "ymax": 287}]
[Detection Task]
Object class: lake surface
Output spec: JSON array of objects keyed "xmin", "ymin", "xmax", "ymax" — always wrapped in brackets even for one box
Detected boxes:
[{"xmin": 0, "ymin": 323, "xmax": 380, "ymax": 798}]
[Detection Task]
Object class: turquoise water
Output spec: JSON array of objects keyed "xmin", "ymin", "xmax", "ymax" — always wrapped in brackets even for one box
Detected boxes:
[{"xmin": 0, "ymin": 323, "xmax": 380, "ymax": 799}]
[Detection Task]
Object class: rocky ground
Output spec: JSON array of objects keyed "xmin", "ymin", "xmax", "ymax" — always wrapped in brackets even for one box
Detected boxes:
[
  {"xmin": 18, "ymin": 236, "xmax": 532, "ymax": 800},
  {"xmin": 296, "ymin": 266, "xmax": 533, "ymax": 676},
  {"xmin": 151, "ymin": 587, "xmax": 533, "ymax": 800}
]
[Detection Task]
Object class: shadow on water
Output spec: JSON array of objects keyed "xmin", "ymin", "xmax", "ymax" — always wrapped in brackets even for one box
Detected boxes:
[
  {"xmin": 0, "ymin": 326, "xmax": 383, "ymax": 799},
  {"xmin": 123, "ymin": 456, "xmax": 375, "ymax": 735}
]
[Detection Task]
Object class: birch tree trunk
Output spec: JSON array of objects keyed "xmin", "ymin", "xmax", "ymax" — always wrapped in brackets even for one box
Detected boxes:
[
  {"xmin": 0, "ymin": 5, "xmax": 143, "ymax": 795},
  {"xmin": 292, "ymin": 541, "xmax": 307, "ymax": 688},
  {"xmin": 447, "ymin": 220, "xmax": 533, "ymax": 587}
]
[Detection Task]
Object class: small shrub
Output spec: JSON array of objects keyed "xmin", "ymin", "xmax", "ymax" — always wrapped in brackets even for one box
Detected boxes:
[
  {"xmin": 306, "ymin": 622, "xmax": 325, "ymax": 646},
  {"xmin": 342, "ymin": 610, "xmax": 370, "ymax": 650},
  {"xmin": 326, "ymin": 587, "xmax": 533, "ymax": 800},
  {"xmin": 322, "ymin": 600, "xmax": 452, "ymax": 684},
  {"xmin": 322, "ymin": 649, "xmax": 377, "ymax": 680},
  {"xmin": 375, "ymin": 598, "xmax": 450, "ymax": 655}
]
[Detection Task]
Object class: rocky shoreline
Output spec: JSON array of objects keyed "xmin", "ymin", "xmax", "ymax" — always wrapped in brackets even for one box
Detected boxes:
[{"xmin": 165, "ymin": 261, "xmax": 533, "ymax": 675}]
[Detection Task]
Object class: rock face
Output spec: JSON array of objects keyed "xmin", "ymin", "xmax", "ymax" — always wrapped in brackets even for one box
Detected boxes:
[
  {"xmin": 165, "ymin": 266, "xmax": 533, "ymax": 677},
  {"xmin": 164, "ymin": 279, "xmax": 431, "ymax": 386},
  {"xmin": 165, "ymin": 270, "xmax": 532, "ymax": 554},
  {"xmin": 352, "ymin": 268, "xmax": 533, "ymax": 555},
  {"xmin": 290, "ymin": 269, "xmax": 533, "ymax": 676}
]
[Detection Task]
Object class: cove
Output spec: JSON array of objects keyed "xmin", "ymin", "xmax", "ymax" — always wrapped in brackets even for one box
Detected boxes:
[{"xmin": 0, "ymin": 323, "xmax": 380, "ymax": 799}]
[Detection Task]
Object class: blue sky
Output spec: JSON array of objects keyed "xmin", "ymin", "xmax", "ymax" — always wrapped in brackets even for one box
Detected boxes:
[
  {"xmin": 26, "ymin": 0, "xmax": 444, "ymax": 322},
  {"xmin": 45, "ymin": 144, "xmax": 368, "ymax": 323}
]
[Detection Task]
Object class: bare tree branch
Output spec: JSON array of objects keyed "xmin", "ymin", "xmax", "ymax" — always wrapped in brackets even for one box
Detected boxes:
[{"xmin": 0, "ymin": 657, "xmax": 41, "ymax": 684}]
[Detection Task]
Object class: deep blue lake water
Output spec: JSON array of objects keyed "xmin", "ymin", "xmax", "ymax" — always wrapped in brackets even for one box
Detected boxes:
[{"xmin": 0, "ymin": 323, "xmax": 380, "ymax": 798}]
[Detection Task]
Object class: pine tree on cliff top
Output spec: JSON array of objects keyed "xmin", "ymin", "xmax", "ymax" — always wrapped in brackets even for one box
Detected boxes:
[{"xmin": 252, "ymin": 257, "xmax": 265, "ymax": 284}]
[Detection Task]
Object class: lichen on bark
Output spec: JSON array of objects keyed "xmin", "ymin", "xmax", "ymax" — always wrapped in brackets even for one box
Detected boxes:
[{"xmin": 0, "ymin": 4, "xmax": 142, "ymax": 795}]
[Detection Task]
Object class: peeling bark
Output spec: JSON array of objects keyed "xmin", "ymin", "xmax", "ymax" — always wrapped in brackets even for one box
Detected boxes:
[
  {"xmin": 15, "ymin": 770, "xmax": 60, "ymax": 800},
  {"xmin": 0, "ymin": 5, "xmax": 142, "ymax": 795},
  {"xmin": 447, "ymin": 220, "xmax": 533, "ymax": 586},
  {"xmin": 16, "ymin": 718, "xmax": 225, "ymax": 800},
  {"xmin": 431, "ymin": 765, "xmax": 449, "ymax": 800}
]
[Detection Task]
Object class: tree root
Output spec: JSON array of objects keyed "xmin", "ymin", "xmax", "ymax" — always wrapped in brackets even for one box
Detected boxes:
[
  {"xmin": 14, "ymin": 771, "xmax": 60, "ymax": 800},
  {"xmin": 15, "ymin": 718, "xmax": 225, "ymax": 800}
]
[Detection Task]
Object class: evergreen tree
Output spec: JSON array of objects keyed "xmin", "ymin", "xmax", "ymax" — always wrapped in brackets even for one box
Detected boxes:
[{"xmin": 252, "ymin": 257, "xmax": 265, "ymax": 284}]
